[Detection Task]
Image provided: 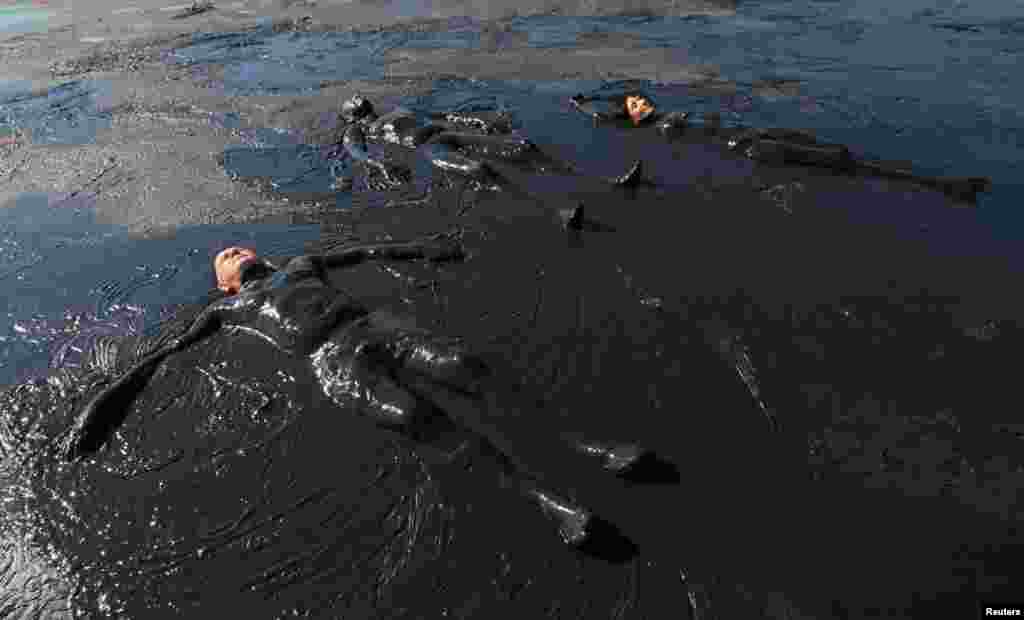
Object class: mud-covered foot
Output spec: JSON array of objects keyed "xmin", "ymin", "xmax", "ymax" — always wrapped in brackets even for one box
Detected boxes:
[
  {"xmin": 528, "ymin": 489, "xmax": 593, "ymax": 546},
  {"xmin": 572, "ymin": 440, "xmax": 680, "ymax": 483},
  {"xmin": 559, "ymin": 203, "xmax": 585, "ymax": 231},
  {"xmin": 573, "ymin": 440, "xmax": 649, "ymax": 474},
  {"xmin": 610, "ymin": 159, "xmax": 646, "ymax": 187}
]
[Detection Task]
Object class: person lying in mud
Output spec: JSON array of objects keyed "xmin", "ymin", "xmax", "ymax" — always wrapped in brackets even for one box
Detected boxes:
[
  {"xmin": 332, "ymin": 94, "xmax": 645, "ymax": 194},
  {"xmin": 569, "ymin": 90, "xmax": 992, "ymax": 201},
  {"xmin": 61, "ymin": 238, "xmax": 660, "ymax": 548}
]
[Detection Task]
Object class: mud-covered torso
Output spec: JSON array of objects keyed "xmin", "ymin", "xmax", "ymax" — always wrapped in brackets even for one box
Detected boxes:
[
  {"xmin": 353, "ymin": 107, "xmax": 516, "ymax": 147},
  {"xmin": 218, "ymin": 256, "xmax": 369, "ymax": 356},
  {"xmin": 362, "ymin": 108, "xmax": 422, "ymax": 147}
]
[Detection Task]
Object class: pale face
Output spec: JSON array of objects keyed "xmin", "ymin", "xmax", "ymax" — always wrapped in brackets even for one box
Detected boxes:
[
  {"xmin": 214, "ymin": 246, "xmax": 259, "ymax": 294},
  {"xmin": 625, "ymin": 95, "xmax": 655, "ymax": 125}
]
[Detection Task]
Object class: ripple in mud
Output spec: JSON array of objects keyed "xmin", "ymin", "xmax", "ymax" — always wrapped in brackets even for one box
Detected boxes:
[{"xmin": 1, "ymin": 328, "xmax": 662, "ymax": 618}]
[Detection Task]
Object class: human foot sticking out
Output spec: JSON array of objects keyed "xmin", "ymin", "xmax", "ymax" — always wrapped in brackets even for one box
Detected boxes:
[
  {"xmin": 563, "ymin": 436, "xmax": 681, "ymax": 484},
  {"xmin": 558, "ymin": 203, "xmax": 617, "ymax": 233},
  {"xmin": 439, "ymin": 426, "xmax": 637, "ymax": 561}
]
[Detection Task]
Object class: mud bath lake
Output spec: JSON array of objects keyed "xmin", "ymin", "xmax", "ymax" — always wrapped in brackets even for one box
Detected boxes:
[{"xmin": 2, "ymin": 0, "xmax": 1024, "ymax": 617}]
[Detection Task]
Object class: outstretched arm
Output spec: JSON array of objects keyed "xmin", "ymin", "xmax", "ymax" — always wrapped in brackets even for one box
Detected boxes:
[
  {"xmin": 569, "ymin": 94, "xmax": 618, "ymax": 122},
  {"xmin": 320, "ymin": 238, "xmax": 466, "ymax": 269},
  {"xmin": 62, "ymin": 305, "xmax": 224, "ymax": 461}
]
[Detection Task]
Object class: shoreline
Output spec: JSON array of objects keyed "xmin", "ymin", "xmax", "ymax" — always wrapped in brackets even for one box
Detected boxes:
[{"xmin": 1, "ymin": 0, "xmax": 738, "ymax": 234}]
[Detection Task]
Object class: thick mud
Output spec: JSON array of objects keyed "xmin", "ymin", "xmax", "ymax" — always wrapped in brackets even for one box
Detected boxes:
[{"xmin": 2, "ymin": 0, "xmax": 1023, "ymax": 618}]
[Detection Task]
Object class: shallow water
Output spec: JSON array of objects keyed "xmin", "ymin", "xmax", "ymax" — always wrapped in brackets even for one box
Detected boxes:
[
  {"xmin": 2, "ymin": 1, "xmax": 1024, "ymax": 618},
  {"xmin": 202, "ymin": 1, "xmax": 1024, "ymax": 232},
  {"xmin": 0, "ymin": 80, "xmax": 116, "ymax": 146}
]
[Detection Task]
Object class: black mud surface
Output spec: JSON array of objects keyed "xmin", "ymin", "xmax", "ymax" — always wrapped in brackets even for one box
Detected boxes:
[{"xmin": 2, "ymin": 4, "xmax": 1023, "ymax": 619}]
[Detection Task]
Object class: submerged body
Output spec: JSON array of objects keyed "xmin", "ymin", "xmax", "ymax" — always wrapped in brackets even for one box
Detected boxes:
[
  {"xmin": 63, "ymin": 241, "xmax": 655, "ymax": 548},
  {"xmin": 334, "ymin": 95, "xmax": 646, "ymax": 197},
  {"xmin": 569, "ymin": 89, "xmax": 993, "ymax": 202},
  {"xmin": 333, "ymin": 95, "xmax": 570, "ymax": 192}
]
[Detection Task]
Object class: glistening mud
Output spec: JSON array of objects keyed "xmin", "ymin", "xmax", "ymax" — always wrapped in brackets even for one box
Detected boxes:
[{"xmin": 2, "ymin": 1, "xmax": 1024, "ymax": 618}]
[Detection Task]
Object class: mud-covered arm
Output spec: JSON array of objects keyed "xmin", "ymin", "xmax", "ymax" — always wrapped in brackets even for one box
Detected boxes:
[
  {"xmin": 320, "ymin": 239, "xmax": 466, "ymax": 269},
  {"xmin": 341, "ymin": 124, "xmax": 412, "ymax": 186},
  {"xmin": 61, "ymin": 305, "xmax": 224, "ymax": 461},
  {"xmin": 569, "ymin": 94, "xmax": 623, "ymax": 121}
]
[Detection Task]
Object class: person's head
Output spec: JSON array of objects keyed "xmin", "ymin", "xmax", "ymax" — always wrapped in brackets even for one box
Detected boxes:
[
  {"xmin": 624, "ymin": 94, "xmax": 656, "ymax": 125},
  {"xmin": 214, "ymin": 246, "xmax": 260, "ymax": 294},
  {"xmin": 340, "ymin": 94, "xmax": 375, "ymax": 123}
]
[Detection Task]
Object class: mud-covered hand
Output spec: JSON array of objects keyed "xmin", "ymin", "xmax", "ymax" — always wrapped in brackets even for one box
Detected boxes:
[
  {"xmin": 60, "ymin": 307, "xmax": 222, "ymax": 461},
  {"xmin": 61, "ymin": 354, "xmax": 163, "ymax": 461}
]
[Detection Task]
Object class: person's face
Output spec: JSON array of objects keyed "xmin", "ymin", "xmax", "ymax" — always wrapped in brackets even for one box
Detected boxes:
[
  {"xmin": 214, "ymin": 246, "xmax": 259, "ymax": 294},
  {"xmin": 625, "ymin": 95, "xmax": 655, "ymax": 125}
]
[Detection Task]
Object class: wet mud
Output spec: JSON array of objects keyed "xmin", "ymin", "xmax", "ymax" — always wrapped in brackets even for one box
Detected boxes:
[{"xmin": 2, "ymin": 0, "xmax": 1024, "ymax": 618}]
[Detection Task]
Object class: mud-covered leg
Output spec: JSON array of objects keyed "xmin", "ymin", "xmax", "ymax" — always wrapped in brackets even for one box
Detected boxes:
[
  {"xmin": 312, "ymin": 315, "xmax": 597, "ymax": 546},
  {"xmin": 454, "ymin": 432, "xmax": 594, "ymax": 547},
  {"xmin": 388, "ymin": 326, "xmax": 662, "ymax": 478},
  {"xmin": 311, "ymin": 339, "xmax": 427, "ymax": 433},
  {"xmin": 564, "ymin": 436, "xmax": 650, "ymax": 473},
  {"xmin": 358, "ymin": 311, "xmax": 490, "ymax": 396},
  {"xmin": 400, "ymin": 335, "xmax": 490, "ymax": 396},
  {"xmin": 370, "ymin": 312, "xmax": 668, "ymax": 480},
  {"xmin": 504, "ymin": 467, "xmax": 594, "ymax": 546}
]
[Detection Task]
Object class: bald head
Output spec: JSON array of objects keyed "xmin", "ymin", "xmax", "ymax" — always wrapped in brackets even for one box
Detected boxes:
[{"xmin": 214, "ymin": 246, "xmax": 259, "ymax": 294}]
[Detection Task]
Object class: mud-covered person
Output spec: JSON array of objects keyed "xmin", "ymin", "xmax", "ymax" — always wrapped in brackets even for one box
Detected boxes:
[
  {"xmin": 332, "ymin": 94, "xmax": 573, "ymax": 192},
  {"xmin": 62, "ymin": 238, "xmax": 657, "ymax": 548},
  {"xmin": 570, "ymin": 89, "xmax": 674, "ymax": 128},
  {"xmin": 571, "ymin": 87, "xmax": 784, "ymax": 145},
  {"xmin": 569, "ymin": 87, "xmax": 991, "ymax": 200}
]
